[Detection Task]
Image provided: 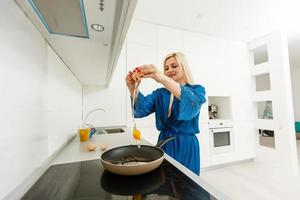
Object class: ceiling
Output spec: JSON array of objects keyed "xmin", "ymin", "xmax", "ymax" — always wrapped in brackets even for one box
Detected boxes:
[{"xmin": 133, "ymin": 0, "xmax": 300, "ymax": 68}]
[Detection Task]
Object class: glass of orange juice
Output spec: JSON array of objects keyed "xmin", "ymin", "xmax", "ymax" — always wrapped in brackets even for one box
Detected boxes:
[{"xmin": 79, "ymin": 128, "xmax": 90, "ymax": 142}]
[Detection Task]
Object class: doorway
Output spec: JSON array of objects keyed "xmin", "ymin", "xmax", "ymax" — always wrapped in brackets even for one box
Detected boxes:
[
  {"xmin": 289, "ymin": 42, "xmax": 300, "ymax": 170},
  {"xmin": 248, "ymin": 31, "xmax": 299, "ymax": 174}
]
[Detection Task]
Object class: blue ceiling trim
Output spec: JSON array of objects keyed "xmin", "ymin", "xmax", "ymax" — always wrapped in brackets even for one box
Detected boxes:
[
  {"xmin": 80, "ymin": 0, "xmax": 90, "ymax": 38},
  {"xmin": 28, "ymin": 0, "xmax": 52, "ymax": 33}
]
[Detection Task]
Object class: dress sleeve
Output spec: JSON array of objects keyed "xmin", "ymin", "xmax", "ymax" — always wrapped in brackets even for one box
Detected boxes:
[
  {"xmin": 133, "ymin": 91, "xmax": 156, "ymax": 118},
  {"xmin": 178, "ymin": 84, "xmax": 206, "ymax": 120}
]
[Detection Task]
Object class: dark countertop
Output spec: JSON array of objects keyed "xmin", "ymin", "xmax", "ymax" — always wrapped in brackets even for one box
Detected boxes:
[{"xmin": 22, "ymin": 159, "xmax": 216, "ymax": 200}]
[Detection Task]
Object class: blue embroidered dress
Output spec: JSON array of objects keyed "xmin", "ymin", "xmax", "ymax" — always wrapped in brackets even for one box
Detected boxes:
[{"xmin": 134, "ymin": 84, "xmax": 206, "ymax": 175}]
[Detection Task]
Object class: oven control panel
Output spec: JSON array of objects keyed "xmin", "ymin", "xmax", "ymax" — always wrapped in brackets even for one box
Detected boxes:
[{"xmin": 208, "ymin": 120, "xmax": 233, "ymax": 129}]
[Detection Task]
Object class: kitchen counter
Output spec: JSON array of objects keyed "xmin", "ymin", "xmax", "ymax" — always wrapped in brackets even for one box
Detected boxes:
[
  {"xmin": 52, "ymin": 127, "xmax": 159, "ymax": 165},
  {"xmin": 24, "ymin": 130, "xmax": 230, "ymax": 200}
]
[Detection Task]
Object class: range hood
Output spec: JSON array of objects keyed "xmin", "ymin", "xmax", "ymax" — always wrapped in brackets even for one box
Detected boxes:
[
  {"xmin": 27, "ymin": 0, "xmax": 89, "ymax": 38},
  {"xmin": 15, "ymin": 0, "xmax": 137, "ymax": 86}
]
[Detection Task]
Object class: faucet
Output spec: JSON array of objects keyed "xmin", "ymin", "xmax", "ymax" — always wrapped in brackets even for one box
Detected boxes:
[
  {"xmin": 82, "ymin": 108, "xmax": 106, "ymax": 137},
  {"xmin": 83, "ymin": 108, "xmax": 106, "ymax": 127}
]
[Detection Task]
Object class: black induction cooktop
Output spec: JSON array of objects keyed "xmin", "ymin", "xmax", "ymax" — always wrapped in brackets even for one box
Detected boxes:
[{"xmin": 22, "ymin": 159, "xmax": 216, "ymax": 200}]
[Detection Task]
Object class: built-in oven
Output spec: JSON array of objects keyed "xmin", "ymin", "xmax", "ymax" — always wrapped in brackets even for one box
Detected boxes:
[{"xmin": 208, "ymin": 120, "xmax": 234, "ymax": 154}]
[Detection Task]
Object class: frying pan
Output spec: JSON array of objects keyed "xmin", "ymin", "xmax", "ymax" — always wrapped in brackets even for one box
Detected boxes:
[
  {"xmin": 100, "ymin": 166, "xmax": 165, "ymax": 195},
  {"xmin": 100, "ymin": 137, "xmax": 174, "ymax": 176}
]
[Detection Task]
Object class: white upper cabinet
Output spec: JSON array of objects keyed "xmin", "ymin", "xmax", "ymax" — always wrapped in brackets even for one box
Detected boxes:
[
  {"xmin": 15, "ymin": 0, "xmax": 137, "ymax": 86},
  {"xmin": 157, "ymin": 26, "xmax": 184, "ymax": 50},
  {"xmin": 127, "ymin": 20, "xmax": 157, "ymax": 46}
]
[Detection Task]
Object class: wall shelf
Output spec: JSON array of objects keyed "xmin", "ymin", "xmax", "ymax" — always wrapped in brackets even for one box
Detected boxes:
[{"xmin": 207, "ymin": 96, "xmax": 232, "ymax": 120}]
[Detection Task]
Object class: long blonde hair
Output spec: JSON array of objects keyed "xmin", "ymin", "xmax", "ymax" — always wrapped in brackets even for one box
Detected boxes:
[{"xmin": 163, "ymin": 52, "xmax": 194, "ymax": 84}]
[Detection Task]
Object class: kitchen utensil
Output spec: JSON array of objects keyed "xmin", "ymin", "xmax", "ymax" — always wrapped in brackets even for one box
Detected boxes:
[
  {"xmin": 78, "ymin": 127, "xmax": 90, "ymax": 142},
  {"xmin": 208, "ymin": 104, "xmax": 218, "ymax": 119},
  {"xmin": 132, "ymin": 81, "xmax": 141, "ymax": 143},
  {"xmin": 100, "ymin": 166, "xmax": 165, "ymax": 195},
  {"xmin": 100, "ymin": 136, "xmax": 175, "ymax": 176}
]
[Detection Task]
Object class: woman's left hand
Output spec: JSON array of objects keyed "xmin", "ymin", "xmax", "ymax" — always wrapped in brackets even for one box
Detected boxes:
[{"xmin": 138, "ymin": 64, "xmax": 166, "ymax": 83}]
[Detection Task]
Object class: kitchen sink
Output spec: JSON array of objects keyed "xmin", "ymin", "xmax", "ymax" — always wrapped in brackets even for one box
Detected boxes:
[
  {"xmin": 95, "ymin": 127, "xmax": 125, "ymax": 134},
  {"xmin": 104, "ymin": 128, "xmax": 125, "ymax": 134}
]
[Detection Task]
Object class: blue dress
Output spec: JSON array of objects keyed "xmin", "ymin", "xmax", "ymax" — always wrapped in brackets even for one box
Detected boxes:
[{"xmin": 134, "ymin": 84, "xmax": 206, "ymax": 175}]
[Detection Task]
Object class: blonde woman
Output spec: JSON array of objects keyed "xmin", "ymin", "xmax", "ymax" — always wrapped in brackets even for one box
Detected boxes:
[{"xmin": 125, "ymin": 52, "xmax": 206, "ymax": 175}]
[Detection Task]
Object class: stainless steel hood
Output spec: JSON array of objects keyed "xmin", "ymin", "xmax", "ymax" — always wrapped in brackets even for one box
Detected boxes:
[
  {"xmin": 15, "ymin": 0, "xmax": 137, "ymax": 86},
  {"xmin": 28, "ymin": 0, "xmax": 89, "ymax": 38}
]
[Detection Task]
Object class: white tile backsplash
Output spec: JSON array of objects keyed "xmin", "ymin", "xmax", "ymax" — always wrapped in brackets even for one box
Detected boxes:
[
  {"xmin": 47, "ymin": 46, "xmax": 82, "ymax": 155},
  {"xmin": 0, "ymin": 1, "xmax": 82, "ymax": 198}
]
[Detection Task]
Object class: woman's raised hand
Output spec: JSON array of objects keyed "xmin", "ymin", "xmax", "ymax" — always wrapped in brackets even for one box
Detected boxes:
[
  {"xmin": 138, "ymin": 64, "xmax": 165, "ymax": 83},
  {"xmin": 131, "ymin": 67, "xmax": 144, "ymax": 82},
  {"xmin": 126, "ymin": 71, "xmax": 137, "ymax": 95},
  {"xmin": 126, "ymin": 65, "xmax": 166, "ymax": 94}
]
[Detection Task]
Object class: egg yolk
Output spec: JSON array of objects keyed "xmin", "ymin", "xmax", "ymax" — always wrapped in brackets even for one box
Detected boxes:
[{"xmin": 133, "ymin": 128, "xmax": 141, "ymax": 140}]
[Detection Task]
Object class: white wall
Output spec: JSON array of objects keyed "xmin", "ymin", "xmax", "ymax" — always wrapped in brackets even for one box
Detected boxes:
[
  {"xmin": 82, "ymin": 19, "xmax": 255, "ymax": 167},
  {"xmin": 82, "ymin": 47, "xmax": 127, "ymax": 127},
  {"xmin": 129, "ymin": 20, "xmax": 256, "ymax": 167},
  {"xmin": 47, "ymin": 47, "xmax": 82, "ymax": 155},
  {"xmin": 0, "ymin": 1, "xmax": 82, "ymax": 198},
  {"xmin": 291, "ymin": 68, "xmax": 300, "ymax": 121}
]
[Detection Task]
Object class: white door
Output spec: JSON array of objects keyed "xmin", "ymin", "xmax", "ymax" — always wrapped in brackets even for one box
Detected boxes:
[{"xmin": 248, "ymin": 31, "xmax": 298, "ymax": 174}]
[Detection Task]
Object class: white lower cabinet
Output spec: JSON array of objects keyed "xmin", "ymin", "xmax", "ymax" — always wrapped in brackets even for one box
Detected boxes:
[{"xmin": 200, "ymin": 120, "xmax": 255, "ymax": 169}]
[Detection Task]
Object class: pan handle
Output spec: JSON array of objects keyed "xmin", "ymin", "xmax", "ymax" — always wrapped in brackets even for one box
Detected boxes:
[{"xmin": 155, "ymin": 136, "xmax": 175, "ymax": 148}]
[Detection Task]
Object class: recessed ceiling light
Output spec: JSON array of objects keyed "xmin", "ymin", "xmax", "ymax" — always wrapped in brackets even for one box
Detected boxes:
[{"xmin": 91, "ymin": 24, "xmax": 104, "ymax": 32}]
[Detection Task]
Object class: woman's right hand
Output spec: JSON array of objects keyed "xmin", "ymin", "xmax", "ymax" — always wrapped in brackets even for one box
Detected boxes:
[{"xmin": 125, "ymin": 70, "xmax": 141, "ymax": 96}]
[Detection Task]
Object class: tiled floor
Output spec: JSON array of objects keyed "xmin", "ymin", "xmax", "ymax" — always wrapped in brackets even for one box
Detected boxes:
[{"xmin": 201, "ymin": 140, "xmax": 300, "ymax": 200}]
